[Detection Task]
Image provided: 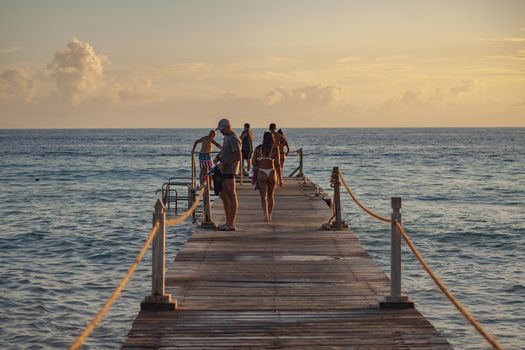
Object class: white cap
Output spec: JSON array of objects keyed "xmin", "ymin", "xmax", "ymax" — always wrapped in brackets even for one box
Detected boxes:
[{"xmin": 216, "ymin": 118, "xmax": 231, "ymax": 131}]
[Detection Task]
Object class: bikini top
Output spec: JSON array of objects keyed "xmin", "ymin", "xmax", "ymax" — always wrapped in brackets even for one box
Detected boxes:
[{"xmin": 256, "ymin": 145, "xmax": 277, "ymax": 162}]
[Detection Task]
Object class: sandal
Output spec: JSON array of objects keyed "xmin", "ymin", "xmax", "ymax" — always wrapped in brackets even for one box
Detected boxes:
[{"xmin": 217, "ymin": 224, "xmax": 229, "ymax": 231}]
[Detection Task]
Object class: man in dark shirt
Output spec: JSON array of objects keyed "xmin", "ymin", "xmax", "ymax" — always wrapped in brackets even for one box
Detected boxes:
[
  {"xmin": 213, "ymin": 118, "xmax": 241, "ymax": 231},
  {"xmin": 240, "ymin": 123, "xmax": 254, "ymax": 176}
]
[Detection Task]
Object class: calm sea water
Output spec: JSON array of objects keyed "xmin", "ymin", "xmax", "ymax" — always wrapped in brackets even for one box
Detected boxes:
[{"xmin": 0, "ymin": 128, "xmax": 523, "ymax": 349}]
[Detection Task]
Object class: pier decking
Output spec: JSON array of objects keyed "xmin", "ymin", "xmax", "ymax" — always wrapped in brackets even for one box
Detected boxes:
[{"xmin": 123, "ymin": 177, "xmax": 452, "ymax": 349}]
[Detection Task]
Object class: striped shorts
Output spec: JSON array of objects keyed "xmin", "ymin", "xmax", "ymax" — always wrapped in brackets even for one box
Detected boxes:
[{"xmin": 199, "ymin": 153, "xmax": 213, "ymax": 172}]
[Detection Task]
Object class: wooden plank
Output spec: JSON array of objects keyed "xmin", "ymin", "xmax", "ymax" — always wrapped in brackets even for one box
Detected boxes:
[{"xmin": 122, "ymin": 177, "xmax": 452, "ymax": 349}]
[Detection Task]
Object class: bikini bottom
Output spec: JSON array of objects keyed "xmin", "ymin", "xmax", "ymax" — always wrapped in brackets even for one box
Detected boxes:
[{"xmin": 258, "ymin": 168, "xmax": 274, "ymax": 177}]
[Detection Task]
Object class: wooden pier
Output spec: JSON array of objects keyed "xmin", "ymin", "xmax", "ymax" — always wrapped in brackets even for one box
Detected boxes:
[{"xmin": 123, "ymin": 177, "xmax": 452, "ymax": 349}]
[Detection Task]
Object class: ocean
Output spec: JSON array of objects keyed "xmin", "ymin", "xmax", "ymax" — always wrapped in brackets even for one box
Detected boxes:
[{"xmin": 0, "ymin": 128, "xmax": 523, "ymax": 349}]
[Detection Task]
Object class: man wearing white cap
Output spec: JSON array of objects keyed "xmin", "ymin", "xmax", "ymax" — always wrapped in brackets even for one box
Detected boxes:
[{"xmin": 213, "ymin": 118, "xmax": 241, "ymax": 231}]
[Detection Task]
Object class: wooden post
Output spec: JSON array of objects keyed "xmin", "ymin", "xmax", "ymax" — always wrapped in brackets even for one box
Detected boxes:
[
  {"xmin": 191, "ymin": 152, "xmax": 196, "ymax": 190},
  {"xmin": 141, "ymin": 199, "xmax": 176, "ymax": 311},
  {"xmin": 380, "ymin": 197, "xmax": 414, "ymax": 309},
  {"xmin": 322, "ymin": 167, "xmax": 347, "ymax": 230},
  {"xmin": 201, "ymin": 177, "xmax": 216, "ymax": 229},
  {"xmin": 189, "ymin": 187, "xmax": 196, "ymax": 222},
  {"xmin": 334, "ymin": 167, "xmax": 342, "ymax": 228},
  {"xmin": 298, "ymin": 148, "xmax": 304, "ymax": 178}
]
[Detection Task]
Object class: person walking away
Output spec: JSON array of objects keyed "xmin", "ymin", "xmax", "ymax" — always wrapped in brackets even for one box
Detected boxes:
[
  {"xmin": 252, "ymin": 132, "xmax": 280, "ymax": 222},
  {"xmin": 277, "ymin": 128, "xmax": 289, "ymax": 183},
  {"xmin": 213, "ymin": 118, "xmax": 241, "ymax": 231},
  {"xmin": 240, "ymin": 123, "xmax": 254, "ymax": 176},
  {"xmin": 192, "ymin": 130, "xmax": 222, "ymax": 186},
  {"xmin": 269, "ymin": 123, "xmax": 284, "ymax": 186}
]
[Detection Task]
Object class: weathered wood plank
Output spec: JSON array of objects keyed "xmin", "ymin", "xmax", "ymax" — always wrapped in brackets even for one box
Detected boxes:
[{"xmin": 123, "ymin": 177, "xmax": 452, "ymax": 349}]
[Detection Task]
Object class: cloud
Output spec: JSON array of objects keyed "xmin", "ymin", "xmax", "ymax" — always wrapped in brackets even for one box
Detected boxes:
[
  {"xmin": 401, "ymin": 89, "xmax": 424, "ymax": 105},
  {"xmin": 0, "ymin": 68, "xmax": 36, "ymax": 103},
  {"xmin": 117, "ymin": 78, "xmax": 155, "ymax": 103},
  {"xmin": 263, "ymin": 85, "xmax": 343, "ymax": 110},
  {"xmin": 478, "ymin": 37, "xmax": 525, "ymax": 42},
  {"xmin": 449, "ymin": 78, "xmax": 477, "ymax": 95},
  {"xmin": 510, "ymin": 99, "xmax": 525, "ymax": 108},
  {"xmin": 48, "ymin": 38, "xmax": 108, "ymax": 104},
  {"xmin": 0, "ymin": 47, "xmax": 23, "ymax": 55},
  {"xmin": 516, "ymin": 49, "xmax": 525, "ymax": 58}
]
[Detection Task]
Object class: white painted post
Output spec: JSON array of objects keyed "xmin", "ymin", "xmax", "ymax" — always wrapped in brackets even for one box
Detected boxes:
[
  {"xmin": 141, "ymin": 199, "xmax": 176, "ymax": 311},
  {"xmin": 380, "ymin": 197, "xmax": 414, "ymax": 309}
]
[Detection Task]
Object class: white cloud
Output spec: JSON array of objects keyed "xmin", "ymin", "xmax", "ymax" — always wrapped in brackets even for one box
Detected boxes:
[
  {"xmin": 0, "ymin": 68, "xmax": 36, "ymax": 103},
  {"xmin": 263, "ymin": 85, "xmax": 343, "ymax": 109},
  {"xmin": 478, "ymin": 37, "xmax": 525, "ymax": 42},
  {"xmin": 48, "ymin": 38, "xmax": 108, "ymax": 104},
  {"xmin": 401, "ymin": 89, "xmax": 423, "ymax": 105},
  {"xmin": 117, "ymin": 78, "xmax": 155, "ymax": 103},
  {"xmin": 0, "ymin": 47, "xmax": 23, "ymax": 55},
  {"xmin": 449, "ymin": 78, "xmax": 477, "ymax": 95}
]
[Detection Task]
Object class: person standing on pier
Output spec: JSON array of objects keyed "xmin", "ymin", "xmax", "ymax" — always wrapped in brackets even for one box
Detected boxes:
[
  {"xmin": 269, "ymin": 123, "xmax": 285, "ymax": 186},
  {"xmin": 277, "ymin": 128, "xmax": 289, "ymax": 181},
  {"xmin": 192, "ymin": 130, "xmax": 222, "ymax": 185},
  {"xmin": 240, "ymin": 123, "xmax": 254, "ymax": 176},
  {"xmin": 214, "ymin": 118, "xmax": 241, "ymax": 231},
  {"xmin": 252, "ymin": 132, "xmax": 280, "ymax": 222}
]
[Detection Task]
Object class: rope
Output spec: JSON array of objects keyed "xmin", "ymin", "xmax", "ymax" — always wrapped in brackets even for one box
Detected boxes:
[
  {"xmin": 339, "ymin": 172, "xmax": 391, "ymax": 223},
  {"xmin": 69, "ymin": 222, "xmax": 160, "ymax": 350},
  {"xmin": 166, "ymin": 184, "xmax": 205, "ymax": 226},
  {"xmin": 395, "ymin": 221, "xmax": 504, "ymax": 350},
  {"xmin": 338, "ymin": 170, "xmax": 504, "ymax": 349},
  {"xmin": 70, "ymin": 182, "xmax": 206, "ymax": 349}
]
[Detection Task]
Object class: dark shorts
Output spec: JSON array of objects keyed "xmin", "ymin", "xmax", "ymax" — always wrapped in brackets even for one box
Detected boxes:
[
  {"xmin": 242, "ymin": 149, "xmax": 252, "ymax": 161},
  {"xmin": 212, "ymin": 170, "xmax": 235, "ymax": 195}
]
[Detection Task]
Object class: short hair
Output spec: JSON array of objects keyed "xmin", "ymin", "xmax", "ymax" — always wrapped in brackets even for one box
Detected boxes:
[
  {"xmin": 244, "ymin": 123, "xmax": 250, "ymax": 128},
  {"xmin": 269, "ymin": 123, "xmax": 276, "ymax": 130}
]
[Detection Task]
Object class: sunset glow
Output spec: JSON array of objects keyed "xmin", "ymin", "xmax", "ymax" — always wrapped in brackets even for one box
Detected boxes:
[{"xmin": 1, "ymin": 0, "xmax": 524, "ymax": 128}]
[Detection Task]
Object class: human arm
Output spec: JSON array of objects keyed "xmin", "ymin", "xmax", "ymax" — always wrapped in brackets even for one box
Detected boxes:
[
  {"xmin": 192, "ymin": 137, "xmax": 205, "ymax": 153},
  {"xmin": 282, "ymin": 136, "xmax": 290, "ymax": 156},
  {"xmin": 274, "ymin": 146, "xmax": 282, "ymax": 185},
  {"xmin": 212, "ymin": 138, "xmax": 222, "ymax": 149},
  {"xmin": 251, "ymin": 146, "xmax": 260, "ymax": 167}
]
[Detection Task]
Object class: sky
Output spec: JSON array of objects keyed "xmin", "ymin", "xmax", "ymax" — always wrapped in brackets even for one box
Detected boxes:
[{"xmin": 0, "ymin": 0, "xmax": 524, "ymax": 128}]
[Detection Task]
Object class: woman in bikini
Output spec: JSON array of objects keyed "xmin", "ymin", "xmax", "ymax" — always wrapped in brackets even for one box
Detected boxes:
[{"xmin": 251, "ymin": 132, "xmax": 280, "ymax": 222}]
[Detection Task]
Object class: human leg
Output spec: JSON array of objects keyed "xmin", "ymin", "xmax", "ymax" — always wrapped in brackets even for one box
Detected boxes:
[
  {"xmin": 257, "ymin": 171, "xmax": 269, "ymax": 221},
  {"xmin": 219, "ymin": 185, "xmax": 231, "ymax": 227},
  {"xmin": 267, "ymin": 171, "xmax": 277, "ymax": 221},
  {"xmin": 223, "ymin": 178, "xmax": 237, "ymax": 228}
]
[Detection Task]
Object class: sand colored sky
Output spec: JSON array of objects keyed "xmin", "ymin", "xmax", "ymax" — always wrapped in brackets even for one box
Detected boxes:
[{"xmin": 0, "ymin": 0, "xmax": 524, "ymax": 128}]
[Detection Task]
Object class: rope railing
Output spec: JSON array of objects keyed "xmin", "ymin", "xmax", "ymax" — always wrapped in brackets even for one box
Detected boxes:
[
  {"xmin": 394, "ymin": 221, "xmax": 504, "ymax": 350},
  {"xmin": 336, "ymin": 169, "xmax": 504, "ymax": 350},
  {"xmin": 166, "ymin": 185, "xmax": 205, "ymax": 226},
  {"xmin": 70, "ymin": 182, "xmax": 207, "ymax": 350},
  {"xmin": 69, "ymin": 222, "xmax": 160, "ymax": 350},
  {"xmin": 339, "ymin": 174, "xmax": 390, "ymax": 223}
]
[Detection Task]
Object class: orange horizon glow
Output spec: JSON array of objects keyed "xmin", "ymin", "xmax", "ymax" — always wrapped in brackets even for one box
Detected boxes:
[{"xmin": 1, "ymin": 1, "xmax": 524, "ymax": 128}]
